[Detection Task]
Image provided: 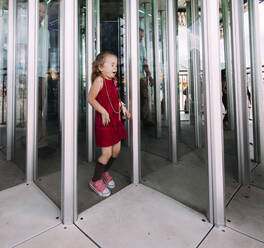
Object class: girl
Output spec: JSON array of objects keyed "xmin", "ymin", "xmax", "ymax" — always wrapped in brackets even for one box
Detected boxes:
[{"xmin": 88, "ymin": 51, "xmax": 131, "ymax": 197}]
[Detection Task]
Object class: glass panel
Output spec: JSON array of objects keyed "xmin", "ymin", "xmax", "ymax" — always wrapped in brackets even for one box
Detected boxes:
[
  {"xmin": 0, "ymin": 1, "xmax": 8, "ymax": 157},
  {"xmin": 220, "ymin": 0, "xmax": 239, "ymax": 204},
  {"xmin": 248, "ymin": 0, "xmax": 264, "ymax": 189},
  {"xmin": 34, "ymin": 0, "xmax": 61, "ymax": 209},
  {"xmin": 141, "ymin": 0, "xmax": 209, "ymax": 215},
  {"xmin": 77, "ymin": 0, "xmax": 131, "ymax": 214},
  {"xmin": 14, "ymin": 0, "xmax": 28, "ymax": 174}
]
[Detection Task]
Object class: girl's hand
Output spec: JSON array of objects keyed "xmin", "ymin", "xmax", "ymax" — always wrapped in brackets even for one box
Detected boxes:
[
  {"xmin": 101, "ymin": 111, "xmax": 110, "ymax": 126},
  {"xmin": 122, "ymin": 106, "xmax": 131, "ymax": 120}
]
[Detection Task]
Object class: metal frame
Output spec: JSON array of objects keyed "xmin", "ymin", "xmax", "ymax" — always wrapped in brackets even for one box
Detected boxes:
[
  {"xmin": 60, "ymin": 0, "xmax": 78, "ymax": 224},
  {"xmin": 152, "ymin": 0, "xmax": 162, "ymax": 138},
  {"xmin": 143, "ymin": 2, "xmax": 153, "ymax": 120},
  {"xmin": 167, "ymin": 0, "xmax": 178, "ymax": 163},
  {"xmin": 248, "ymin": 0, "xmax": 264, "ymax": 164},
  {"xmin": 230, "ymin": 0, "xmax": 250, "ymax": 185},
  {"xmin": 127, "ymin": 0, "xmax": 140, "ymax": 184},
  {"xmin": 222, "ymin": 0, "xmax": 235, "ymax": 131},
  {"xmin": 160, "ymin": 9, "xmax": 168, "ymax": 122},
  {"xmin": 202, "ymin": 0, "xmax": 225, "ymax": 226},
  {"xmin": 87, "ymin": 0, "xmax": 95, "ymax": 162},
  {"xmin": 7, "ymin": 0, "xmax": 16, "ymax": 161},
  {"xmin": 26, "ymin": 0, "xmax": 38, "ymax": 181},
  {"xmin": 187, "ymin": 0, "xmax": 202, "ymax": 148}
]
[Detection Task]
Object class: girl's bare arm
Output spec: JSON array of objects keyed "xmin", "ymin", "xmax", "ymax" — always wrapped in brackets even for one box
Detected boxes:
[
  {"xmin": 87, "ymin": 77, "xmax": 106, "ymax": 114},
  {"xmin": 88, "ymin": 77, "xmax": 110, "ymax": 126}
]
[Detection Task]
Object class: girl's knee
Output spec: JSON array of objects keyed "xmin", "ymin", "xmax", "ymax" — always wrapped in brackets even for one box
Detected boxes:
[
  {"xmin": 102, "ymin": 150, "xmax": 112, "ymax": 161},
  {"xmin": 112, "ymin": 147, "xmax": 120, "ymax": 158}
]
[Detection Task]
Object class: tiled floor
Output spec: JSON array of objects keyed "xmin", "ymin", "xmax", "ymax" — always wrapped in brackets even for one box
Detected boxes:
[{"xmin": 1, "ymin": 182, "xmax": 264, "ymax": 248}]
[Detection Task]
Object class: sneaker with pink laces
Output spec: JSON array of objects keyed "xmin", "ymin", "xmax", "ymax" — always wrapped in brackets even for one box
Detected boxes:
[
  {"xmin": 102, "ymin": 172, "xmax": 115, "ymax": 189},
  {"xmin": 89, "ymin": 179, "xmax": 111, "ymax": 197}
]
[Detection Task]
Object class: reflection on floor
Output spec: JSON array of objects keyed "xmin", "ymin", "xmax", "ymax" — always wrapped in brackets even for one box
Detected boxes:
[
  {"xmin": 251, "ymin": 164, "xmax": 264, "ymax": 190},
  {"xmin": 0, "ymin": 151, "xmax": 25, "ymax": 191}
]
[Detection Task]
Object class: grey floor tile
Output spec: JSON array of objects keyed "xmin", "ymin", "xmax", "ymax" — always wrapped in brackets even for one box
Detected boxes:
[
  {"xmin": 200, "ymin": 227, "xmax": 264, "ymax": 248},
  {"xmin": 0, "ymin": 183, "xmax": 60, "ymax": 248},
  {"xmin": 76, "ymin": 184, "xmax": 212, "ymax": 248},
  {"xmin": 16, "ymin": 224, "xmax": 97, "ymax": 248},
  {"xmin": 226, "ymin": 185, "xmax": 264, "ymax": 242}
]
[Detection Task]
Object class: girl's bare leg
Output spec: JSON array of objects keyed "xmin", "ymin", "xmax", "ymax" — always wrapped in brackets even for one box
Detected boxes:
[
  {"xmin": 112, "ymin": 141, "xmax": 121, "ymax": 158},
  {"xmin": 98, "ymin": 146, "xmax": 112, "ymax": 165}
]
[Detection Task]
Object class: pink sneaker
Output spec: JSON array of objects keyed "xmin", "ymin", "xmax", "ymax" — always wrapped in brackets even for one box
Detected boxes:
[
  {"xmin": 102, "ymin": 172, "xmax": 115, "ymax": 189},
  {"xmin": 89, "ymin": 179, "xmax": 111, "ymax": 197}
]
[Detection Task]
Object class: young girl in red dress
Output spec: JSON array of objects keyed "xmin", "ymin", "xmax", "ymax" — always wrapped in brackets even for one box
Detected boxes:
[{"xmin": 88, "ymin": 51, "xmax": 131, "ymax": 197}]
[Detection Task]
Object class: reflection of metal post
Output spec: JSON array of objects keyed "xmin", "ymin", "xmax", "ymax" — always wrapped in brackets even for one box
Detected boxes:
[
  {"xmin": 95, "ymin": 0, "xmax": 100, "ymax": 54},
  {"xmin": 230, "ymin": 0, "xmax": 250, "ymax": 184},
  {"xmin": 87, "ymin": 0, "xmax": 95, "ymax": 162},
  {"xmin": 152, "ymin": 0, "xmax": 161, "ymax": 138},
  {"xmin": 127, "ymin": 0, "xmax": 140, "ymax": 183},
  {"xmin": 160, "ymin": 10, "xmax": 168, "ymax": 122},
  {"xmin": 61, "ymin": 0, "xmax": 78, "ymax": 224},
  {"xmin": 202, "ymin": 0, "xmax": 225, "ymax": 227},
  {"xmin": 248, "ymin": 0, "xmax": 264, "ymax": 164},
  {"xmin": 167, "ymin": 0, "xmax": 178, "ymax": 163},
  {"xmin": 7, "ymin": 0, "xmax": 16, "ymax": 160},
  {"xmin": 186, "ymin": 1, "xmax": 193, "ymax": 124},
  {"xmin": 187, "ymin": 0, "xmax": 202, "ymax": 148},
  {"xmin": 222, "ymin": 0, "xmax": 235, "ymax": 130},
  {"xmin": 143, "ymin": 3, "xmax": 152, "ymax": 120},
  {"xmin": 123, "ymin": 0, "xmax": 130, "ymax": 147}
]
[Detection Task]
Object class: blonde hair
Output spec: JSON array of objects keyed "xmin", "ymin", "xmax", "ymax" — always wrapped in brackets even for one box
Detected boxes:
[{"xmin": 91, "ymin": 51, "xmax": 117, "ymax": 82}]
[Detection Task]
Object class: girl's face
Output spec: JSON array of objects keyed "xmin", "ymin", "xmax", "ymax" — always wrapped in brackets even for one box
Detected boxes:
[{"xmin": 99, "ymin": 55, "xmax": 117, "ymax": 79}]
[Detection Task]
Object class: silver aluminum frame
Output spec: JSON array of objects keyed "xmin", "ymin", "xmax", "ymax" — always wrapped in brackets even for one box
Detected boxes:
[
  {"xmin": 60, "ymin": 0, "xmax": 78, "ymax": 224},
  {"xmin": 230, "ymin": 0, "xmax": 250, "ymax": 184},
  {"xmin": 160, "ymin": 10, "xmax": 168, "ymax": 122},
  {"xmin": 26, "ymin": 0, "xmax": 38, "ymax": 181},
  {"xmin": 96, "ymin": 0, "xmax": 100, "ymax": 54},
  {"xmin": 143, "ymin": 3, "xmax": 153, "ymax": 120},
  {"xmin": 202, "ymin": 0, "xmax": 225, "ymax": 226},
  {"xmin": 222, "ymin": 0, "xmax": 235, "ymax": 131},
  {"xmin": 87, "ymin": 0, "xmax": 95, "ymax": 162},
  {"xmin": 248, "ymin": 0, "xmax": 264, "ymax": 164},
  {"xmin": 152, "ymin": 0, "xmax": 162, "ymax": 138},
  {"xmin": 167, "ymin": 0, "xmax": 178, "ymax": 163},
  {"xmin": 127, "ymin": 0, "xmax": 140, "ymax": 184},
  {"xmin": 7, "ymin": 0, "xmax": 16, "ymax": 161}
]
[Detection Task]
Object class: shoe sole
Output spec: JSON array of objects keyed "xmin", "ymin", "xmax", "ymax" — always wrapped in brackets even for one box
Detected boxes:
[
  {"xmin": 89, "ymin": 183, "xmax": 111, "ymax": 197},
  {"xmin": 102, "ymin": 178, "xmax": 115, "ymax": 189}
]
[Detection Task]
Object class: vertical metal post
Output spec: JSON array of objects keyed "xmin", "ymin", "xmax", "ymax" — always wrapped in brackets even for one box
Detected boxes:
[
  {"xmin": 61, "ymin": 0, "xmax": 78, "ymax": 224},
  {"xmin": 87, "ymin": 0, "xmax": 95, "ymax": 162},
  {"xmin": 167, "ymin": 0, "xmax": 178, "ymax": 163},
  {"xmin": 160, "ymin": 10, "xmax": 168, "ymax": 122},
  {"xmin": 222, "ymin": 0, "xmax": 235, "ymax": 130},
  {"xmin": 143, "ymin": 3, "xmax": 152, "ymax": 120},
  {"xmin": 96, "ymin": 0, "xmax": 100, "ymax": 54},
  {"xmin": 187, "ymin": 0, "xmax": 202, "ymax": 148},
  {"xmin": 127, "ymin": 0, "xmax": 140, "ymax": 184},
  {"xmin": 230, "ymin": 0, "xmax": 250, "ymax": 184},
  {"xmin": 202, "ymin": 0, "xmax": 225, "ymax": 226},
  {"xmin": 26, "ymin": 0, "xmax": 38, "ymax": 181},
  {"xmin": 248, "ymin": 0, "xmax": 264, "ymax": 163},
  {"xmin": 152, "ymin": 0, "xmax": 161, "ymax": 138},
  {"xmin": 7, "ymin": 0, "xmax": 16, "ymax": 160}
]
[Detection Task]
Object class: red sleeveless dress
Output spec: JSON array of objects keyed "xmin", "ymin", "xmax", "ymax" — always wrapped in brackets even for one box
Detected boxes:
[{"xmin": 94, "ymin": 77, "xmax": 127, "ymax": 147}]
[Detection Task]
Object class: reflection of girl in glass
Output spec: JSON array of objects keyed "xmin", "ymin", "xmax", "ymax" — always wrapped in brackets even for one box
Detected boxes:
[{"xmin": 88, "ymin": 51, "xmax": 131, "ymax": 197}]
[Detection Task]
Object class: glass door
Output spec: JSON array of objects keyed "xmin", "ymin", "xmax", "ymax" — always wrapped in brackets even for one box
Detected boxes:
[
  {"xmin": 0, "ymin": 1, "xmax": 8, "ymax": 157},
  {"xmin": 77, "ymin": 0, "xmax": 131, "ymax": 214},
  {"xmin": 140, "ymin": 0, "xmax": 209, "ymax": 215},
  {"xmin": 34, "ymin": 0, "xmax": 61, "ymax": 209}
]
